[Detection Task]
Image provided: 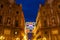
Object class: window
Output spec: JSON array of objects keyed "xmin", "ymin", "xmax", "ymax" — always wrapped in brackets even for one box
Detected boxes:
[
  {"xmin": 15, "ymin": 20, "xmax": 18, "ymax": 27},
  {"xmin": 57, "ymin": 13, "xmax": 60, "ymax": 16},
  {"xmin": 16, "ymin": 11, "xmax": 19, "ymax": 14},
  {"xmin": 30, "ymin": 30, "xmax": 32, "ymax": 32},
  {"xmin": 44, "ymin": 20, "xmax": 47, "ymax": 27},
  {"xmin": 43, "ymin": 11, "xmax": 45, "ymax": 15},
  {"xmin": 7, "ymin": 17, "xmax": 11, "ymax": 24},
  {"xmin": 44, "ymin": 31, "xmax": 48, "ymax": 34},
  {"xmin": 58, "ymin": 5, "xmax": 60, "ymax": 8},
  {"xmin": 43, "ymin": 11, "xmax": 47, "ymax": 17},
  {"xmin": 44, "ymin": 31, "xmax": 48, "ymax": 36},
  {"xmin": 8, "ymin": 9, "xmax": 12, "ymax": 14},
  {"xmin": 0, "ymin": 4, "xmax": 3, "ymax": 9},
  {"xmin": 27, "ymin": 25, "xmax": 29, "ymax": 26},
  {"xmin": 0, "ymin": 16, "xmax": 2, "ymax": 24},
  {"xmin": 51, "ymin": 17, "xmax": 56, "ymax": 24},
  {"xmin": 36, "ymin": 29, "xmax": 39, "ymax": 34},
  {"xmin": 9, "ymin": 5, "xmax": 12, "ymax": 9},
  {"xmin": 33, "ymin": 25, "xmax": 34, "ymax": 26}
]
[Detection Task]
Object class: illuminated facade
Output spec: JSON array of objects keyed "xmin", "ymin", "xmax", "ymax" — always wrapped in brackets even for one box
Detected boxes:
[
  {"xmin": 33, "ymin": 0, "xmax": 60, "ymax": 40},
  {"xmin": 0, "ymin": 0, "xmax": 25, "ymax": 40}
]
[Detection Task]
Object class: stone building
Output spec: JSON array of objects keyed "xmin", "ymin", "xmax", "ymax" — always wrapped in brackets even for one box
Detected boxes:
[
  {"xmin": 33, "ymin": 0, "xmax": 60, "ymax": 40},
  {"xmin": 0, "ymin": 0, "xmax": 25, "ymax": 40}
]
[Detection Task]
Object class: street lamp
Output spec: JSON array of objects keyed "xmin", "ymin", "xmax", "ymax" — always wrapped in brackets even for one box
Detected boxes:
[{"xmin": 0, "ymin": 36, "xmax": 5, "ymax": 40}]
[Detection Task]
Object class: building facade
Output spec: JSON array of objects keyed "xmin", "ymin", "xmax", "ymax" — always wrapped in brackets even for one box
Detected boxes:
[
  {"xmin": 33, "ymin": 0, "xmax": 60, "ymax": 40},
  {"xmin": 0, "ymin": 0, "xmax": 25, "ymax": 40}
]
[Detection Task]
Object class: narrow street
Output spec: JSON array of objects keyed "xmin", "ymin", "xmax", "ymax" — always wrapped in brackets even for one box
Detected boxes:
[{"xmin": 0, "ymin": 0, "xmax": 60, "ymax": 40}]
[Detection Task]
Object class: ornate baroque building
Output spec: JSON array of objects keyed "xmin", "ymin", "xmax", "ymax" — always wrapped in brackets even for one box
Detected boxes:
[
  {"xmin": 33, "ymin": 0, "xmax": 60, "ymax": 40},
  {"xmin": 0, "ymin": 0, "xmax": 25, "ymax": 40}
]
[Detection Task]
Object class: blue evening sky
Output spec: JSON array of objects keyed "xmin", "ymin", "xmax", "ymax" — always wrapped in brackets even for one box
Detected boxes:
[{"xmin": 15, "ymin": 0, "xmax": 45, "ymax": 22}]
